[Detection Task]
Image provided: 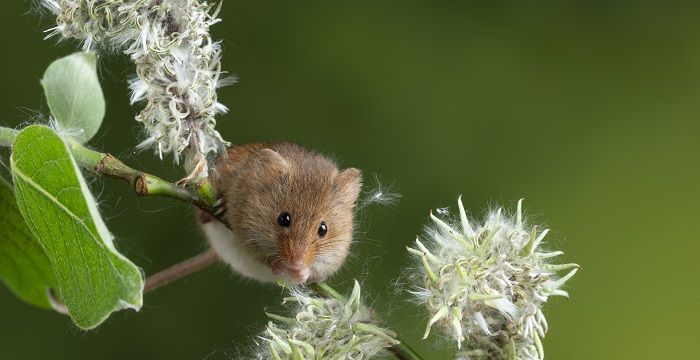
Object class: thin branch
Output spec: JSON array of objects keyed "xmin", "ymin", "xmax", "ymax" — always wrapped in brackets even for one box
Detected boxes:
[
  {"xmin": 313, "ymin": 282, "xmax": 426, "ymax": 360},
  {"xmin": 144, "ymin": 248, "xmax": 219, "ymax": 293},
  {"xmin": 44, "ymin": 248, "xmax": 220, "ymax": 315},
  {"xmin": 0, "ymin": 125, "xmax": 225, "ymax": 225}
]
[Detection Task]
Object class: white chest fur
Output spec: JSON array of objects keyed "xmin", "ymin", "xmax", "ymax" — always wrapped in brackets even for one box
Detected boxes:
[{"xmin": 201, "ymin": 220, "xmax": 279, "ymax": 283}]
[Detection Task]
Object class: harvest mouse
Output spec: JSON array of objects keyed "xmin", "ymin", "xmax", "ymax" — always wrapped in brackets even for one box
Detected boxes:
[{"xmin": 198, "ymin": 142, "xmax": 362, "ymax": 284}]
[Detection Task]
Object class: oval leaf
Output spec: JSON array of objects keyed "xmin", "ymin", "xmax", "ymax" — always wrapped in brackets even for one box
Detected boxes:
[
  {"xmin": 0, "ymin": 176, "xmax": 56, "ymax": 308},
  {"xmin": 10, "ymin": 125, "xmax": 143, "ymax": 329},
  {"xmin": 41, "ymin": 52, "xmax": 105, "ymax": 143}
]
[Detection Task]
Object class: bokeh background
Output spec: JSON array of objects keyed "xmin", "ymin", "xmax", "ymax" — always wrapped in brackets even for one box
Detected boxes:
[{"xmin": 1, "ymin": 1, "xmax": 699, "ymax": 359}]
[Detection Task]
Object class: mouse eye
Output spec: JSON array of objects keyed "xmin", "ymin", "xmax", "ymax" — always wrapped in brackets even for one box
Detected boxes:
[
  {"xmin": 277, "ymin": 212, "xmax": 291, "ymax": 227},
  {"xmin": 318, "ymin": 222, "xmax": 328, "ymax": 237}
]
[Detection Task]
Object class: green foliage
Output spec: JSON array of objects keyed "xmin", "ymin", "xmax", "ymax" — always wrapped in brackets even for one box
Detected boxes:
[
  {"xmin": 0, "ymin": 52, "xmax": 144, "ymax": 328},
  {"xmin": 10, "ymin": 125, "xmax": 143, "ymax": 329},
  {"xmin": 41, "ymin": 52, "xmax": 105, "ymax": 143},
  {"xmin": 0, "ymin": 176, "xmax": 56, "ymax": 308}
]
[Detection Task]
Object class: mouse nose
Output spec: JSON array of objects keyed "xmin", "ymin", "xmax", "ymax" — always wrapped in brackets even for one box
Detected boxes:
[
  {"xmin": 288, "ymin": 267, "xmax": 310, "ymax": 283},
  {"xmin": 285, "ymin": 260, "xmax": 310, "ymax": 283}
]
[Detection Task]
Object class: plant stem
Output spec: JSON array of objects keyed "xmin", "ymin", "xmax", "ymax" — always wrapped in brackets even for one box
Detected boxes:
[
  {"xmin": 313, "ymin": 282, "xmax": 426, "ymax": 360},
  {"xmin": 312, "ymin": 281, "xmax": 344, "ymax": 300},
  {"xmin": 144, "ymin": 248, "xmax": 219, "ymax": 293},
  {"xmin": 66, "ymin": 138, "xmax": 220, "ymax": 219},
  {"xmin": 389, "ymin": 342, "xmax": 424, "ymax": 360},
  {"xmin": 0, "ymin": 125, "xmax": 225, "ymax": 225}
]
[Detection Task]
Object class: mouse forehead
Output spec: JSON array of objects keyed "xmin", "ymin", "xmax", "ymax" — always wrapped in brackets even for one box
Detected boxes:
[
  {"xmin": 286, "ymin": 169, "xmax": 334, "ymax": 209},
  {"xmin": 276, "ymin": 158, "xmax": 338, "ymax": 217}
]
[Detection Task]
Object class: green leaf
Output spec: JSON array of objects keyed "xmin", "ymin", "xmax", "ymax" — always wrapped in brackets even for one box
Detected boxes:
[
  {"xmin": 10, "ymin": 125, "xmax": 143, "ymax": 329},
  {"xmin": 41, "ymin": 52, "xmax": 105, "ymax": 143},
  {"xmin": 0, "ymin": 176, "xmax": 56, "ymax": 308}
]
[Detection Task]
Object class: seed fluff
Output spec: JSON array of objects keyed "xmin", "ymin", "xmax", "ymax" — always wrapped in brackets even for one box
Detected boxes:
[
  {"xmin": 253, "ymin": 280, "xmax": 399, "ymax": 360},
  {"xmin": 408, "ymin": 197, "xmax": 578, "ymax": 359},
  {"xmin": 42, "ymin": 0, "xmax": 233, "ymax": 171}
]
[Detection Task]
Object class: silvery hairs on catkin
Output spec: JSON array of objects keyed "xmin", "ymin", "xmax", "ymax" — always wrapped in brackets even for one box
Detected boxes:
[
  {"xmin": 408, "ymin": 197, "xmax": 578, "ymax": 360},
  {"xmin": 255, "ymin": 281, "xmax": 399, "ymax": 360},
  {"xmin": 42, "ymin": 0, "xmax": 234, "ymax": 172}
]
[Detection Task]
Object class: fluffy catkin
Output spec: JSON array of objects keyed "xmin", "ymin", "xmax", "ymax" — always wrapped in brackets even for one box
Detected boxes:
[
  {"xmin": 42, "ymin": 0, "xmax": 232, "ymax": 167},
  {"xmin": 254, "ymin": 281, "xmax": 398, "ymax": 359},
  {"xmin": 409, "ymin": 197, "xmax": 578, "ymax": 359}
]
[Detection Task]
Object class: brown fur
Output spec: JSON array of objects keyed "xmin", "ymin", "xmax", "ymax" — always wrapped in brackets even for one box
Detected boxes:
[{"xmin": 208, "ymin": 142, "xmax": 362, "ymax": 282}]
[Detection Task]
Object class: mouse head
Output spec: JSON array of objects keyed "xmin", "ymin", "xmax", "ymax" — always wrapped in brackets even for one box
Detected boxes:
[{"xmin": 228, "ymin": 146, "xmax": 362, "ymax": 284}]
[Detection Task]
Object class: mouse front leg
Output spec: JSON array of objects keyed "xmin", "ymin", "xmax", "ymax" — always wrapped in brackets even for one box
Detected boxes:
[
  {"xmin": 196, "ymin": 195, "xmax": 228, "ymax": 226},
  {"xmin": 196, "ymin": 199, "xmax": 227, "ymax": 226}
]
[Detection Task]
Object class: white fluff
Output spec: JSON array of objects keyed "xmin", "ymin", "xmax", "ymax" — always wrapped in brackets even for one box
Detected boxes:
[
  {"xmin": 43, "ymin": 0, "xmax": 232, "ymax": 166},
  {"xmin": 409, "ymin": 197, "xmax": 579, "ymax": 359}
]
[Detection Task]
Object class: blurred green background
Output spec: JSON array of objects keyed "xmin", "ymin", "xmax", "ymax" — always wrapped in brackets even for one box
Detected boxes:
[{"xmin": 1, "ymin": 1, "xmax": 699, "ymax": 359}]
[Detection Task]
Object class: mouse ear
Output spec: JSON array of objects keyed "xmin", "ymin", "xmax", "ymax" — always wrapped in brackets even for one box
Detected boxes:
[
  {"xmin": 335, "ymin": 168, "xmax": 363, "ymax": 205},
  {"xmin": 257, "ymin": 148, "xmax": 290, "ymax": 173}
]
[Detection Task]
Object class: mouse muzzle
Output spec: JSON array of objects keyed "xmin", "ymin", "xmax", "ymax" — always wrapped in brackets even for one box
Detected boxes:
[{"xmin": 274, "ymin": 259, "xmax": 311, "ymax": 284}]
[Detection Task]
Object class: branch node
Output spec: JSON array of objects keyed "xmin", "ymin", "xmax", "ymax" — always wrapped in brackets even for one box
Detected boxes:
[
  {"xmin": 95, "ymin": 155, "xmax": 109, "ymax": 174},
  {"xmin": 134, "ymin": 175, "xmax": 148, "ymax": 195}
]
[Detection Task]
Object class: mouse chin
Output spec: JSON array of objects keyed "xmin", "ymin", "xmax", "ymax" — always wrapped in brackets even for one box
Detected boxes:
[{"xmin": 272, "ymin": 264, "xmax": 311, "ymax": 284}]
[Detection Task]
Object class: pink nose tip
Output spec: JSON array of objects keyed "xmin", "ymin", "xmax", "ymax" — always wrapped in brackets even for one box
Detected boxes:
[
  {"xmin": 287, "ymin": 267, "xmax": 311, "ymax": 283},
  {"xmin": 274, "ymin": 260, "xmax": 310, "ymax": 283},
  {"xmin": 282, "ymin": 260, "xmax": 310, "ymax": 283}
]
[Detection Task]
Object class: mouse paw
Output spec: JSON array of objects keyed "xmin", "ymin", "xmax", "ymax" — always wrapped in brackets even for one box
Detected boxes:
[{"xmin": 213, "ymin": 198, "xmax": 227, "ymax": 217}]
